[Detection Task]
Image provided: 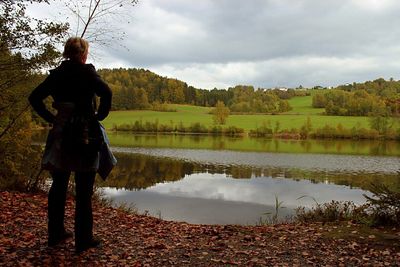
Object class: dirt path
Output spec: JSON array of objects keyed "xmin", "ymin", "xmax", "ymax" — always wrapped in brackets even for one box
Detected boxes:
[{"xmin": 1, "ymin": 191, "xmax": 399, "ymax": 266}]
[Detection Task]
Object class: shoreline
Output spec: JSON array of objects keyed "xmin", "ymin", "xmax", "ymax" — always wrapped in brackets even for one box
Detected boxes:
[{"xmin": 111, "ymin": 129, "xmax": 400, "ymax": 141}]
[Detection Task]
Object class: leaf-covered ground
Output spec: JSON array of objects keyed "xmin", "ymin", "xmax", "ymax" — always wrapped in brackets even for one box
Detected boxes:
[{"xmin": 1, "ymin": 191, "xmax": 400, "ymax": 266}]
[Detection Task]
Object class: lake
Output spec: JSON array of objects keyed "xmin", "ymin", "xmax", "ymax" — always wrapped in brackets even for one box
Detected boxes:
[{"xmin": 93, "ymin": 133, "xmax": 400, "ymax": 225}]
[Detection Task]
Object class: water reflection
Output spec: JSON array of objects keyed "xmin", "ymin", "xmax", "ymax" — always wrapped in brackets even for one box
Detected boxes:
[
  {"xmin": 101, "ymin": 152, "xmax": 400, "ymax": 192},
  {"xmin": 33, "ymin": 130, "xmax": 400, "ymax": 156},
  {"xmin": 107, "ymin": 132, "xmax": 400, "ymax": 156},
  {"xmin": 98, "ymin": 152, "xmax": 399, "ymax": 224},
  {"xmin": 111, "ymin": 147, "xmax": 400, "ymax": 176},
  {"xmin": 103, "ymin": 173, "xmax": 368, "ymax": 225},
  {"xmin": 32, "ymin": 130, "xmax": 400, "ymax": 224}
]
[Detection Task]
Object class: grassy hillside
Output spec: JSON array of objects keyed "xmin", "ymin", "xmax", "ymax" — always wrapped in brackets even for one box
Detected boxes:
[
  {"xmin": 102, "ymin": 97, "xmax": 371, "ymax": 131},
  {"xmin": 284, "ymin": 95, "xmax": 324, "ymax": 115},
  {"xmin": 103, "ymin": 105, "xmax": 213, "ymax": 129}
]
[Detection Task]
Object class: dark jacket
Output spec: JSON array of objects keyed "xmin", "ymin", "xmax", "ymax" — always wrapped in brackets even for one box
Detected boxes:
[
  {"xmin": 29, "ymin": 60, "xmax": 112, "ymax": 122},
  {"xmin": 29, "ymin": 60, "xmax": 115, "ymax": 177}
]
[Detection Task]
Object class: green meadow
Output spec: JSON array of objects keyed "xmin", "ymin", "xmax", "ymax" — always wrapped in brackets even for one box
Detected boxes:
[
  {"xmin": 102, "ymin": 96, "xmax": 370, "ymax": 131},
  {"xmin": 284, "ymin": 95, "xmax": 325, "ymax": 115}
]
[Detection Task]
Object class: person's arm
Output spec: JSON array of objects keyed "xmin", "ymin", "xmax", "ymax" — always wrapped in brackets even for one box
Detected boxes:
[
  {"xmin": 28, "ymin": 75, "xmax": 56, "ymax": 123},
  {"xmin": 87, "ymin": 64, "xmax": 112, "ymax": 121}
]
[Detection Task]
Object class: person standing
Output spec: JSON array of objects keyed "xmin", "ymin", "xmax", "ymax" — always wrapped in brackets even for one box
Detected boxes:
[{"xmin": 29, "ymin": 37, "xmax": 112, "ymax": 253}]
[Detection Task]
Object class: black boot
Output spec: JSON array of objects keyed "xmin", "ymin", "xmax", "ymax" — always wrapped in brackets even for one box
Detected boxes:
[
  {"xmin": 75, "ymin": 237, "xmax": 102, "ymax": 254},
  {"xmin": 48, "ymin": 230, "xmax": 73, "ymax": 247}
]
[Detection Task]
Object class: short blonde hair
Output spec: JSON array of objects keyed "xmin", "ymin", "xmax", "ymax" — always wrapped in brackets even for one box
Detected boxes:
[{"xmin": 62, "ymin": 37, "xmax": 89, "ymax": 61}]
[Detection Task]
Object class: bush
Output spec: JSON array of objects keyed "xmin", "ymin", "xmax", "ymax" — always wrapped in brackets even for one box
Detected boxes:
[
  {"xmin": 334, "ymin": 123, "xmax": 351, "ymax": 138},
  {"xmin": 295, "ymin": 200, "xmax": 361, "ymax": 223},
  {"xmin": 151, "ymin": 101, "xmax": 177, "ymax": 112},
  {"xmin": 208, "ymin": 126, "xmax": 223, "ymax": 135},
  {"xmin": 313, "ymin": 124, "xmax": 337, "ymax": 139},
  {"xmin": 351, "ymin": 127, "xmax": 380, "ymax": 139},
  {"xmin": 295, "ymin": 184, "xmax": 400, "ymax": 227},
  {"xmin": 223, "ymin": 126, "xmax": 245, "ymax": 136},
  {"xmin": 363, "ymin": 183, "xmax": 400, "ymax": 226},
  {"xmin": 274, "ymin": 128, "xmax": 301, "ymax": 139},
  {"xmin": 0, "ymin": 112, "xmax": 47, "ymax": 192},
  {"xmin": 133, "ymin": 120, "xmax": 143, "ymax": 131},
  {"xmin": 249, "ymin": 121, "xmax": 273, "ymax": 137},
  {"xmin": 173, "ymin": 122, "xmax": 183, "ymax": 133},
  {"xmin": 249, "ymin": 127, "xmax": 273, "ymax": 137},
  {"xmin": 188, "ymin": 122, "xmax": 208, "ymax": 134},
  {"xmin": 158, "ymin": 124, "xmax": 174, "ymax": 132},
  {"xmin": 311, "ymin": 124, "xmax": 383, "ymax": 140}
]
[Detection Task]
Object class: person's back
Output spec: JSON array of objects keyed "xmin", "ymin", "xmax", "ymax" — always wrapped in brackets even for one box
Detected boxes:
[
  {"xmin": 29, "ymin": 53, "xmax": 111, "ymax": 123},
  {"xmin": 50, "ymin": 61, "xmax": 97, "ymax": 111},
  {"xmin": 29, "ymin": 37, "xmax": 113, "ymax": 254}
]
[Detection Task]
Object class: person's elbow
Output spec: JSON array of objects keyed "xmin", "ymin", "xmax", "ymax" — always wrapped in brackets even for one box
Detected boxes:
[
  {"xmin": 28, "ymin": 91, "xmax": 40, "ymax": 109},
  {"xmin": 104, "ymin": 87, "xmax": 113, "ymax": 112},
  {"xmin": 97, "ymin": 99, "xmax": 112, "ymax": 121},
  {"xmin": 96, "ymin": 110, "xmax": 110, "ymax": 121},
  {"xmin": 28, "ymin": 92, "xmax": 35, "ymax": 106}
]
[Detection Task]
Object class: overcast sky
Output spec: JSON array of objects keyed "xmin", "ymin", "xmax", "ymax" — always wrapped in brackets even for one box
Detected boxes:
[{"xmin": 28, "ymin": 0, "xmax": 400, "ymax": 89}]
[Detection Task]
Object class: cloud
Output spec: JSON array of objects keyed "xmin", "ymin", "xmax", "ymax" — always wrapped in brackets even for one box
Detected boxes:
[
  {"xmin": 26, "ymin": 0, "xmax": 400, "ymax": 88},
  {"xmin": 145, "ymin": 173, "xmax": 368, "ymax": 208},
  {"xmin": 350, "ymin": 0, "xmax": 397, "ymax": 11},
  {"xmin": 121, "ymin": 0, "xmax": 400, "ymax": 63},
  {"xmin": 151, "ymin": 55, "xmax": 392, "ymax": 89}
]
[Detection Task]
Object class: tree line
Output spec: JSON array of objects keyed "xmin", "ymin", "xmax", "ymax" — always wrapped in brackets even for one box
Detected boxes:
[
  {"xmin": 98, "ymin": 68, "xmax": 294, "ymax": 113},
  {"xmin": 312, "ymin": 78, "xmax": 400, "ymax": 116},
  {"xmin": 100, "ymin": 67, "xmax": 400, "ymax": 117}
]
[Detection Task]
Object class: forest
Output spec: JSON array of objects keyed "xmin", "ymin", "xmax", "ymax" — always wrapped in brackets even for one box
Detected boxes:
[
  {"xmin": 312, "ymin": 78, "xmax": 400, "ymax": 116},
  {"xmin": 98, "ymin": 68, "xmax": 294, "ymax": 113},
  {"xmin": 99, "ymin": 68, "xmax": 400, "ymax": 117}
]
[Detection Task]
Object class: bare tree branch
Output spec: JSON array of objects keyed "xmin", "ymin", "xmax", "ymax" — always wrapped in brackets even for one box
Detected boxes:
[
  {"xmin": 81, "ymin": 0, "xmax": 101, "ymax": 38},
  {"xmin": 0, "ymin": 104, "xmax": 30, "ymax": 140},
  {"xmin": 65, "ymin": 0, "xmax": 138, "ymax": 47}
]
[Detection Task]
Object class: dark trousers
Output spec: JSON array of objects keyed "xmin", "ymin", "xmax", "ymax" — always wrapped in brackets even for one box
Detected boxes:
[{"xmin": 48, "ymin": 171, "xmax": 96, "ymax": 247}]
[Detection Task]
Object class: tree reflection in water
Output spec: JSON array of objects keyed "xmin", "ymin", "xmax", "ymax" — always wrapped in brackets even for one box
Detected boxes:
[{"xmin": 100, "ymin": 153, "xmax": 400, "ymax": 192}]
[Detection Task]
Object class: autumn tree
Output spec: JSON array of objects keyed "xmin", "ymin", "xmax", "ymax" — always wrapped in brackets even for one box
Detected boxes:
[
  {"xmin": 0, "ymin": 0, "xmax": 68, "ymax": 138},
  {"xmin": 316, "ymin": 89, "xmax": 390, "ymax": 116},
  {"xmin": 312, "ymin": 93, "xmax": 327, "ymax": 108},
  {"xmin": 212, "ymin": 101, "xmax": 230, "ymax": 125},
  {"xmin": 278, "ymin": 100, "xmax": 291, "ymax": 112},
  {"xmin": 369, "ymin": 106, "xmax": 391, "ymax": 134},
  {"xmin": 325, "ymin": 78, "xmax": 400, "ymax": 116},
  {"xmin": 0, "ymin": 0, "xmax": 68, "ymax": 190},
  {"xmin": 300, "ymin": 117, "xmax": 313, "ymax": 138}
]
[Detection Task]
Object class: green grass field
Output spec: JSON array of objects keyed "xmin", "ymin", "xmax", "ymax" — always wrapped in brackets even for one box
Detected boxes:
[
  {"xmin": 102, "ymin": 97, "xmax": 370, "ymax": 131},
  {"xmin": 103, "ymin": 104, "xmax": 213, "ymax": 129},
  {"xmin": 284, "ymin": 95, "xmax": 324, "ymax": 115}
]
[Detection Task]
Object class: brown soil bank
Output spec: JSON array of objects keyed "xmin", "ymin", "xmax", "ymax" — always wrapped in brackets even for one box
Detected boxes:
[{"xmin": 1, "ymin": 191, "xmax": 400, "ymax": 266}]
